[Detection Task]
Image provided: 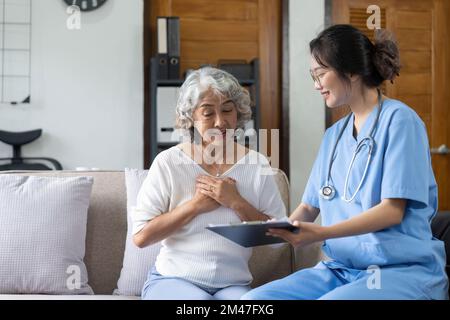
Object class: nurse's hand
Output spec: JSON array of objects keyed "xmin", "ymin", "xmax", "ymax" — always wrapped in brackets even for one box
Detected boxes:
[{"xmin": 267, "ymin": 220, "xmax": 326, "ymax": 247}]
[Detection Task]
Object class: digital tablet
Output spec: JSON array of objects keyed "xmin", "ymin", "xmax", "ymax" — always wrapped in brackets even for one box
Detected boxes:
[{"xmin": 206, "ymin": 221, "xmax": 299, "ymax": 248}]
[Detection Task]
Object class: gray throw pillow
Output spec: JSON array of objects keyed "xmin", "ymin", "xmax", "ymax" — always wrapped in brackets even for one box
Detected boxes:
[
  {"xmin": 114, "ymin": 168, "xmax": 162, "ymax": 296},
  {"xmin": 0, "ymin": 175, "xmax": 94, "ymax": 294}
]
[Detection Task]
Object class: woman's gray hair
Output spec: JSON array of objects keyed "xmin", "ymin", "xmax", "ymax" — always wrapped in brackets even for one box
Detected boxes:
[{"xmin": 175, "ymin": 67, "xmax": 252, "ymax": 135}]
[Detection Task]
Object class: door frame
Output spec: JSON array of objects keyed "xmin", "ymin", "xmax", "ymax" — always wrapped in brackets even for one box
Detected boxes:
[
  {"xmin": 281, "ymin": 0, "xmax": 289, "ymax": 177},
  {"xmin": 324, "ymin": 0, "xmax": 334, "ymax": 128}
]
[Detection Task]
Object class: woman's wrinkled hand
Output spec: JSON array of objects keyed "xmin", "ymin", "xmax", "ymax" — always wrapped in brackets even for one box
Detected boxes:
[
  {"xmin": 190, "ymin": 183, "xmax": 221, "ymax": 215},
  {"xmin": 196, "ymin": 175, "xmax": 244, "ymax": 209}
]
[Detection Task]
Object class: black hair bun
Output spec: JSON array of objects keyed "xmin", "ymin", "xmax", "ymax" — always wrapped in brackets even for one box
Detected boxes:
[{"xmin": 373, "ymin": 29, "xmax": 401, "ymax": 83}]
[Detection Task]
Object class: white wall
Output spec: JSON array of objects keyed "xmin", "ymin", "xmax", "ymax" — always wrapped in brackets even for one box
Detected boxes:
[
  {"xmin": 289, "ymin": 0, "xmax": 326, "ymax": 210},
  {"xmin": 0, "ymin": 0, "xmax": 144, "ymax": 170}
]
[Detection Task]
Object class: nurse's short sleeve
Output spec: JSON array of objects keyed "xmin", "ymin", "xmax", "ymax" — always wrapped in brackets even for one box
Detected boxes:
[
  {"xmin": 258, "ymin": 167, "xmax": 287, "ymax": 220},
  {"xmin": 381, "ymin": 116, "xmax": 430, "ymax": 205},
  {"xmin": 131, "ymin": 154, "xmax": 171, "ymax": 235}
]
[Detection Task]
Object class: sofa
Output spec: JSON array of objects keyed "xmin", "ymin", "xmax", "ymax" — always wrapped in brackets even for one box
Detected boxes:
[{"xmin": 0, "ymin": 169, "xmax": 324, "ymax": 300}]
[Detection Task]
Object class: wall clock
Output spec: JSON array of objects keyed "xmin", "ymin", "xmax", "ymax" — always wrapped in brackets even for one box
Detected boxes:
[{"xmin": 63, "ymin": 0, "xmax": 108, "ymax": 12}]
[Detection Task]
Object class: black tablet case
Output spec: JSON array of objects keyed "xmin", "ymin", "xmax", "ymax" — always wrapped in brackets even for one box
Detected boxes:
[{"xmin": 206, "ymin": 221, "xmax": 299, "ymax": 247}]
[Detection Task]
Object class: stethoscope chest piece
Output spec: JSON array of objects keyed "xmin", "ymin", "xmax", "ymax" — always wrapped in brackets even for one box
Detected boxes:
[{"xmin": 320, "ymin": 185, "xmax": 336, "ymax": 200}]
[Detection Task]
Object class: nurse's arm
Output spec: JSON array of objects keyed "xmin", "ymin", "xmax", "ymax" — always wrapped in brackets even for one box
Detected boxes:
[
  {"xmin": 268, "ymin": 199, "xmax": 405, "ymax": 247},
  {"xmin": 289, "ymin": 202, "xmax": 320, "ymax": 223},
  {"xmin": 323, "ymin": 198, "xmax": 406, "ymax": 239}
]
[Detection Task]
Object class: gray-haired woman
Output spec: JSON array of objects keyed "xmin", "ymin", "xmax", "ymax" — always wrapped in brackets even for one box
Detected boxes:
[{"xmin": 131, "ymin": 67, "xmax": 286, "ymax": 300}]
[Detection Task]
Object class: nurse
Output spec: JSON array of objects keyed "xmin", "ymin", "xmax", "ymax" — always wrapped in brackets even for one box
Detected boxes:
[{"xmin": 242, "ymin": 24, "xmax": 449, "ymax": 300}]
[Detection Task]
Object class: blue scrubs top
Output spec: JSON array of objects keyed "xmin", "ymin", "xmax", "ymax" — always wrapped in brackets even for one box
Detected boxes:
[{"xmin": 302, "ymin": 99, "xmax": 447, "ymax": 276}]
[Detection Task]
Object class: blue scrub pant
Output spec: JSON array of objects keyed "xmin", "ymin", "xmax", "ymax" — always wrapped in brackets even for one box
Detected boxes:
[
  {"xmin": 141, "ymin": 267, "xmax": 251, "ymax": 300},
  {"xmin": 241, "ymin": 262, "xmax": 449, "ymax": 300}
]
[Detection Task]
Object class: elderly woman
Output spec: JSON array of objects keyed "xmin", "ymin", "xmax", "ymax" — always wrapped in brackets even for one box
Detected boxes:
[{"xmin": 132, "ymin": 67, "xmax": 286, "ymax": 300}]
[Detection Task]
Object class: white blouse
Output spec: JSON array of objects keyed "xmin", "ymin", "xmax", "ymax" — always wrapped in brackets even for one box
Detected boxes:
[{"xmin": 131, "ymin": 146, "xmax": 286, "ymax": 289}]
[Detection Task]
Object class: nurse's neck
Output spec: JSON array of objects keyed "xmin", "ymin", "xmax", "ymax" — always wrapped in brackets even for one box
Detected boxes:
[{"xmin": 348, "ymin": 87, "xmax": 379, "ymax": 137}]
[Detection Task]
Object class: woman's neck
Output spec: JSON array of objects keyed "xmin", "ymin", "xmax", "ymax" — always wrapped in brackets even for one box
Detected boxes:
[
  {"xmin": 197, "ymin": 140, "xmax": 240, "ymax": 164},
  {"xmin": 349, "ymin": 87, "xmax": 379, "ymax": 119},
  {"xmin": 348, "ymin": 87, "xmax": 379, "ymax": 136}
]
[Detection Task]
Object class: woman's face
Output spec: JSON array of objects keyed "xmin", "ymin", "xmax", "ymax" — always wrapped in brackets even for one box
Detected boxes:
[
  {"xmin": 192, "ymin": 89, "xmax": 238, "ymax": 145},
  {"xmin": 310, "ymin": 56, "xmax": 350, "ymax": 108}
]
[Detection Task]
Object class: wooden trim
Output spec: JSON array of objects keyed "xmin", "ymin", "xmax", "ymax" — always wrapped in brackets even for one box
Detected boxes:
[
  {"xmin": 327, "ymin": 0, "xmax": 352, "ymax": 128},
  {"xmin": 281, "ymin": 0, "xmax": 289, "ymax": 177},
  {"xmin": 325, "ymin": 0, "xmax": 333, "ymax": 129},
  {"xmin": 325, "ymin": 0, "xmax": 333, "ymax": 28},
  {"xmin": 327, "ymin": 0, "xmax": 348, "ymax": 128},
  {"xmin": 432, "ymin": 0, "xmax": 450, "ymax": 210},
  {"xmin": 258, "ymin": 0, "xmax": 282, "ymax": 176},
  {"xmin": 332, "ymin": 0, "xmax": 350, "ymax": 24},
  {"xmin": 143, "ymin": 0, "xmax": 151, "ymax": 168},
  {"xmin": 258, "ymin": 0, "xmax": 281, "ymax": 132},
  {"xmin": 432, "ymin": 0, "xmax": 449, "ymax": 148}
]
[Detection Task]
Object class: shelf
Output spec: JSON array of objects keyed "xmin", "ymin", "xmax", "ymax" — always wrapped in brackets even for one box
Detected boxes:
[
  {"xmin": 157, "ymin": 142, "xmax": 178, "ymax": 148},
  {"xmin": 237, "ymin": 79, "xmax": 255, "ymax": 86},
  {"xmin": 156, "ymin": 79, "xmax": 185, "ymax": 86}
]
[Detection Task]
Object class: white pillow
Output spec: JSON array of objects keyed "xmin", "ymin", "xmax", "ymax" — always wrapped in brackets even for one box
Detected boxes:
[
  {"xmin": 0, "ymin": 175, "xmax": 94, "ymax": 294},
  {"xmin": 114, "ymin": 168, "xmax": 162, "ymax": 296}
]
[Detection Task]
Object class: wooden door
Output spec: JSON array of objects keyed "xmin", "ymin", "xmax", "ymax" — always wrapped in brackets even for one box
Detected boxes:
[
  {"xmin": 144, "ymin": 0, "xmax": 282, "ymax": 168},
  {"xmin": 331, "ymin": 0, "xmax": 450, "ymax": 210}
]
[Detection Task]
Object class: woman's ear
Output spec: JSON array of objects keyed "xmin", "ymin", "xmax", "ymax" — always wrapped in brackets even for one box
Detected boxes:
[
  {"xmin": 191, "ymin": 107, "xmax": 199, "ymax": 122},
  {"xmin": 349, "ymin": 74, "xmax": 360, "ymax": 83}
]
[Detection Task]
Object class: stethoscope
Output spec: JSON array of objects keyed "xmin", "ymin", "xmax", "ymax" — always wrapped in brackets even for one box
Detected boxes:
[{"xmin": 320, "ymin": 89, "xmax": 383, "ymax": 202}]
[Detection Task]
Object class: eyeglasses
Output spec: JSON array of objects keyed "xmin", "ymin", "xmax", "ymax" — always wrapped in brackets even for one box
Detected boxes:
[{"xmin": 310, "ymin": 69, "xmax": 329, "ymax": 88}]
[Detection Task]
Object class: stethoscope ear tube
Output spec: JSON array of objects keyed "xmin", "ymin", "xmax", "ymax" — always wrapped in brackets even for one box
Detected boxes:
[{"xmin": 342, "ymin": 137, "xmax": 375, "ymax": 202}]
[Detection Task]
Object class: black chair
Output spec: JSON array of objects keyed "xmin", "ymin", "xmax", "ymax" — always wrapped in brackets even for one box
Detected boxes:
[
  {"xmin": 0, "ymin": 129, "xmax": 62, "ymax": 170},
  {"xmin": 431, "ymin": 211, "xmax": 450, "ymax": 295}
]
